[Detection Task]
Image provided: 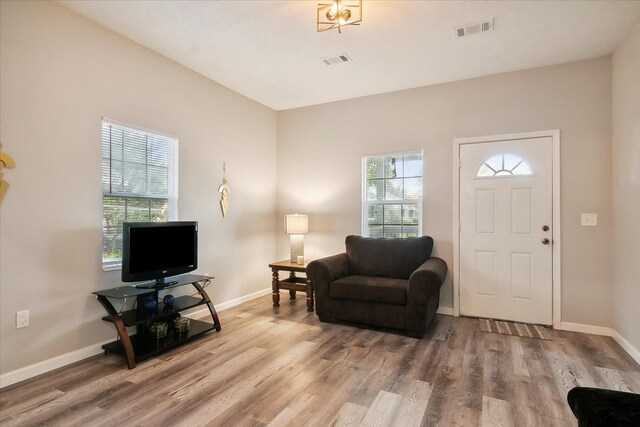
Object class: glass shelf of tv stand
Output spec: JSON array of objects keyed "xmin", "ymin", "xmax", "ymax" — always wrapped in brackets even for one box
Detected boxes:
[
  {"xmin": 101, "ymin": 295, "xmax": 209, "ymax": 327},
  {"xmin": 92, "ymin": 274, "xmax": 214, "ymax": 299},
  {"xmin": 94, "ymin": 274, "xmax": 214, "ymax": 327},
  {"xmin": 103, "ymin": 318, "xmax": 216, "ymax": 363}
]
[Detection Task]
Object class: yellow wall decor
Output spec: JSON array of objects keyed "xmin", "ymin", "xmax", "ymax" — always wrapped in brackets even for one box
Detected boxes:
[
  {"xmin": 0, "ymin": 142, "xmax": 16, "ymax": 204},
  {"xmin": 218, "ymin": 162, "xmax": 230, "ymax": 217}
]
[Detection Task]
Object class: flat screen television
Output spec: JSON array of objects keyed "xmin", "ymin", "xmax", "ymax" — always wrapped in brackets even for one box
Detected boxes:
[{"xmin": 122, "ymin": 221, "xmax": 198, "ymax": 288}]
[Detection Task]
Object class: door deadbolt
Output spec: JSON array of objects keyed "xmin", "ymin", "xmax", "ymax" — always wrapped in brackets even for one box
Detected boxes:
[
  {"xmin": 542, "ymin": 238, "xmax": 550, "ymax": 245},
  {"xmin": 542, "ymin": 225, "xmax": 550, "ymax": 231}
]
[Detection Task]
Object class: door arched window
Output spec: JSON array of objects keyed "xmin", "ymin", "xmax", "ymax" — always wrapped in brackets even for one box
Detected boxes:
[{"xmin": 476, "ymin": 154, "xmax": 533, "ymax": 178}]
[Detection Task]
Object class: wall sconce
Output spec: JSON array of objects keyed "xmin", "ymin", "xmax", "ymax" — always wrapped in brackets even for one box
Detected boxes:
[
  {"xmin": 317, "ymin": 0, "xmax": 362, "ymax": 33},
  {"xmin": 285, "ymin": 214, "xmax": 308, "ymax": 263}
]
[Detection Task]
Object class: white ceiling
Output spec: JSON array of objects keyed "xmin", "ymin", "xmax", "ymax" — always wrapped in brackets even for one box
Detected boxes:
[{"xmin": 58, "ymin": 1, "xmax": 640, "ymax": 111}]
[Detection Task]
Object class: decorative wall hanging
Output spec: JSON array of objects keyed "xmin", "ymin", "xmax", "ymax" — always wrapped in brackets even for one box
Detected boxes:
[
  {"xmin": 218, "ymin": 162, "xmax": 230, "ymax": 217},
  {"xmin": 0, "ymin": 142, "xmax": 16, "ymax": 205}
]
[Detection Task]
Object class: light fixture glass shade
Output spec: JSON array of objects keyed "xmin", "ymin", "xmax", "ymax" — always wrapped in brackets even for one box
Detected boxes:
[
  {"xmin": 317, "ymin": 0, "xmax": 362, "ymax": 33},
  {"xmin": 284, "ymin": 214, "xmax": 308, "ymax": 234}
]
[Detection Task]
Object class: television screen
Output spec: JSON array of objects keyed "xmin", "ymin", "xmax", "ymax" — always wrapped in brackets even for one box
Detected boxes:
[{"xmin": 122, "ymin": 221, "xmax": 198, "ymax": 285}]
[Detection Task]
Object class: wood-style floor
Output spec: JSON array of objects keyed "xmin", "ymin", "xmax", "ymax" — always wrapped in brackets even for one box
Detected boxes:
[{"xmin": 1, "ymin": 295, "xmax": 639, "ymax": 426}]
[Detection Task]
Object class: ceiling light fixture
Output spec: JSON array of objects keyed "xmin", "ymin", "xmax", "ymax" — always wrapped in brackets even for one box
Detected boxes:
[{"xmin": 317, "ymin": 0, "xmax": 362, "ymax": 33}]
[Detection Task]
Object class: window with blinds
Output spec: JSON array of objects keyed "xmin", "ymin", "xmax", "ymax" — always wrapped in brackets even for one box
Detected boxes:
[
  {"xmin": 362, "ymin": 151, "xmax": 423, "ymax": 238},
  {"xmin": 101, "ymin": 119, "xmax": 178, "ymax": 269}
]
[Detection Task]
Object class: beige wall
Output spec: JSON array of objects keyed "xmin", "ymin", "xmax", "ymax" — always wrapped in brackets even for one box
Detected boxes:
[
  {"xmin": 0, "ymin": 1, "xmax": 277, "ymax": 374},
  {"xmin": 1, "ymin": 0, "xmax": 631, "ymax": 379},
  {"xmin": 277, "ymin": 58, "xmax": 613, "ymax": 327},
  {"xmin": 612, "ymin": 24, "xmax": 640, "ymax": 352}
]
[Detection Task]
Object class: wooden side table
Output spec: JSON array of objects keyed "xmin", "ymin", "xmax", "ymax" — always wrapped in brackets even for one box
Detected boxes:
[{"xmin": 269, "ymin": 260, "xmax": 313, "ymax": 312}]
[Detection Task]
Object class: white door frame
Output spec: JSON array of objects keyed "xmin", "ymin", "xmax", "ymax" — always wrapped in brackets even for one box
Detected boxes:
[{"xmin": 452, "ymin": 130, "xmax": 561, "ymax": 329}]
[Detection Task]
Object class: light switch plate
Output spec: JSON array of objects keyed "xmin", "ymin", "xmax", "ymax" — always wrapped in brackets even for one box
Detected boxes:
[
  {"xmin": 581, "ymin": 213, "xmax": 598, "ymax": 226},
  {"xmin": 16, "ymin": 310, "xmax": 29, "ymax": 328}
]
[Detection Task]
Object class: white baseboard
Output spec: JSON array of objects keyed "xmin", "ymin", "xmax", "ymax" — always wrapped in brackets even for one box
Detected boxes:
[
  {"xmin": 436, "ymin": 306, "xmax": 454, "ymax": 316},
  {"xmin": 559, "ymin": 321, "xmax": 613, "ymax": 336},
  {"xmin": 559, "ymin": 322, "xmax": 640, "ymax": 365},
  {"xmin": 0, "ymin": 287, "xmax": 272, "ymax": 389},
  {"xmin": 215, "ymin": 287, "xmax": 271, "ymax": 312},
  {"xmin": 612, "ymin": 329, "xmax": 640, "ymax": 365},
  {"xmin": 0, "ymin": 339, "xmax": 112, "ymax": 389},
  {"xmin": 184, "ymin": 287, "xmax": 271, "ymax": 319}
]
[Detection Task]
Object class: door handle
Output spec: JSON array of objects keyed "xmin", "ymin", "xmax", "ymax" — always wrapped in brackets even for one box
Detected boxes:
[
  {"xmin": 542, "ymin": 238, "xmax": 550, "ymax": 245},
  {"xmin": 542, "ymin": 225, "xmax": 550, "ymax": 231}
]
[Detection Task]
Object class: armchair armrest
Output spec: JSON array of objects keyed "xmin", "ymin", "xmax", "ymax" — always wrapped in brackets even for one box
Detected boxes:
[
  {"xmin": 408, "ymin": 257, "xmax": 448, "ymax": 296},
  {"xmin": 406, "ymin": 257, "xmax": 448, "ymax": 333},
  {"xmin": 307, "ymin": 253, "xmax": 350, "ymax": 300}
]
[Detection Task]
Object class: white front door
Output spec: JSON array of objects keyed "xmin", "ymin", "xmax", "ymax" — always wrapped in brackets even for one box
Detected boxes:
[{"xmin": 459, "ymin": 137, "xmax": 553, "ymax": 325}]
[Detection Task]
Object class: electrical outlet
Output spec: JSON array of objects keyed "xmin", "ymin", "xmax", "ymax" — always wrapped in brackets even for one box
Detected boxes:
[
  {"xmin": 16, "ymin": 310, "xmax": 29, "ymax": 328},
  {"xmin": 581, "ymin": 213, "xmax": 598, "ymax": 227}
]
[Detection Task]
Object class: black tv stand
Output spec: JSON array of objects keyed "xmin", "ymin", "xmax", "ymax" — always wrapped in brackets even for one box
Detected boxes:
[
  {"xmin": 93, "ymin": 274, "xmax": 220, "ymax": 369},
  {"xmin": 136, "ymin": 279, "xmax": 179, "ymax": 289}
]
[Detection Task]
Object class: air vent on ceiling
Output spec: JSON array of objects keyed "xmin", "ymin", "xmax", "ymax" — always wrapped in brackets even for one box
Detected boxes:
[
  {"xmin": 456, "ymin": 19, "xmax": 494, "ymax": 38},
  {"xmin": 321, "ymin": 53, "xmax": 352, "ymax": 66}
]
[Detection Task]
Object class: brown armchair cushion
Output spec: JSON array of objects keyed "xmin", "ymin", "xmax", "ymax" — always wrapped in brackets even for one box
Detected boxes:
[
  {"xmin": 330, "ymin": 275, "xmax": 408, "ymax": 305},
  {"xmin": 345, "ymin": 235, "xmax": 433, "ymax": 279}
]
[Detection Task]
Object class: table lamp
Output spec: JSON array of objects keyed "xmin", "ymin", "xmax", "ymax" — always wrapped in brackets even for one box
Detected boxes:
[{"xmin": 285, "ymin": 214, "xmax": 308, "ymax": 263}]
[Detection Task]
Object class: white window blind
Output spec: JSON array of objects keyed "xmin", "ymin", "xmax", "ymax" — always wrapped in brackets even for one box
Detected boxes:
[
  {"xmin": 101, "ymin": 119, "xmax": 178, "ymax": 269},
  {"xmin": 362, "ymin": 151, "xmax": 423, "ymax": 238}
]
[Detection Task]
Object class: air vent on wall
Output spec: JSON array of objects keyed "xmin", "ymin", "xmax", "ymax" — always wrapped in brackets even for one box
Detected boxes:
[
  {"xmin": 456, "ymin": 19, "xmax": 494, "ymax": 38},
  {"xmin": 321, "ymin": 53, "xmax": 352, "ymax": 66}
]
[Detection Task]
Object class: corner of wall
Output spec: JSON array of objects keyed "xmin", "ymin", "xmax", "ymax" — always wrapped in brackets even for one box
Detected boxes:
[{"xmin": 611, "ymin": 22, "xmax": 640, "ymax": 359}]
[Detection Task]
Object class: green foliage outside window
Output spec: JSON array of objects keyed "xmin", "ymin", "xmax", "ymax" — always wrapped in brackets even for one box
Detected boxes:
[{"xmin": 102, "ymin": 196, "xmax": 168, "ymax": 260}]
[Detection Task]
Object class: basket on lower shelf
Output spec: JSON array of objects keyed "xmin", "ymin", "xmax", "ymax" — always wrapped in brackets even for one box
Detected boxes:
[
  {"xmin": 149, "ymin": 322, "xmax": 169, "ymax": 347},
  {"xmin": 150, "ymin": 322, "xmax": 168, "ymax": 339},
  {"xmin": 173, "ymin": 317, "xmax": 190, "ymax": 335}
]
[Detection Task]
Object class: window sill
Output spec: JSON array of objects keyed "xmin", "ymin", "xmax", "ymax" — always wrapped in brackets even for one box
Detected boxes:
[{"xmin": 102, "ymin": 263, "xmax": 122, "ymax": 272}]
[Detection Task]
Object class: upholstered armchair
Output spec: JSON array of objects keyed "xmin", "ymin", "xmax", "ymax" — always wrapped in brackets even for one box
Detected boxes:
[{"xmin": 307, "ymin": 235, "xmax": 447, "ymax": 337}]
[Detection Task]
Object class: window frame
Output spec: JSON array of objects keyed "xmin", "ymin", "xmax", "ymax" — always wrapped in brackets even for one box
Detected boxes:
[
  {"xmin": 361, "ymin": 150, "xmax": 424, "ymax": 238},
  {"xmin": 101, "ymin": 118, "xmax": 179, "ymax": 271}
]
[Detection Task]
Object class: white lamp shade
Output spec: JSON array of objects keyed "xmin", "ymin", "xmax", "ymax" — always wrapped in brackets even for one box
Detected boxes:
[{"xmin": 284, "ymin": 214, "xmax": 308, "ymax": 234}]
